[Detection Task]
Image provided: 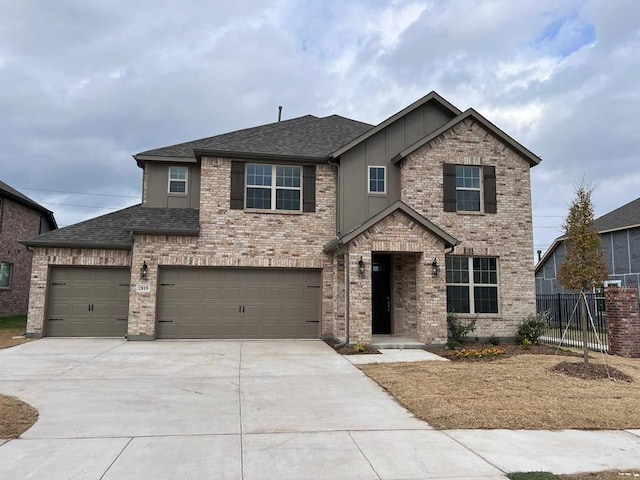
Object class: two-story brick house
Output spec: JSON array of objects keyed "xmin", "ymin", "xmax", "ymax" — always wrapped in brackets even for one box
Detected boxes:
[
  {"xmin": 1, "ymin": 180, "xmax": 56, "ymax": 317},
  {"xmin": 24, "ymin": 92, "xmax": 540, "ymax": 343}
]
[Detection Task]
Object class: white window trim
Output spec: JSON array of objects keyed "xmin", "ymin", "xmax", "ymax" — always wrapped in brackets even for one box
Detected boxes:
[
  {"xmin": 446, "ymin": 256, "xmax": 499, "ymax": 314},
  {"xmin": 245, "ymin": 164, "xmax": 302, "ymax": 212},
  {"xmin": 367, "ymin": 166, "xmax": 386, "ymax": 194},
  {"xmin": 168, "ymin": 166, "xmax": 188, "ymax": 194},
  {"xmin": 456, "ymin": 166, "xmax": 483, "ymax": 213}
]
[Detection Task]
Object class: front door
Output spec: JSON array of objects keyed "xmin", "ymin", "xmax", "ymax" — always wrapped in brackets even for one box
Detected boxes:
[{"xmin": 372, "ymin": 254, "xmax": 392, "ymax": 334}]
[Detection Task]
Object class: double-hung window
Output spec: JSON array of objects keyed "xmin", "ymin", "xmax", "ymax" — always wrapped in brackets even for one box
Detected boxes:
[
  {"xmin": 168, "ymin": 166, "xmax": 188, "ymax": 193},
  {"xmin": 368, "ymin": 166, "xmax": 386, "ymax": 194},
  {"xmin": 446, "ymin": 256, "xmax": 499, "ymax": 314},
  {"xmin": 456, "ymin": 166, "xmax": 481, "ymax": 212},
  {"xmin": 246, "ymin": 164, "xmax": 301, "ymax": 211},
  {"xmin": 0, "ymin": 262, "xmax": 12, "ymax": 289}
]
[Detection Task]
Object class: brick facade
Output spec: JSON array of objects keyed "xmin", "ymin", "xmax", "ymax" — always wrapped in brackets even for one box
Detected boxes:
[
  {"xmin": 0, "ymin": 198, "xmax": 43, "ymax": 316},
  {"xmin": 26, "ymin": 248, "xmax": 131, "ymax": 337},
  {"xmin": 605, "ymin": 287, "xmax": 640, "ymax": 358},
  {"xmin": 400, "ymin": 118, "xmax": 536, "ymax": 338}
]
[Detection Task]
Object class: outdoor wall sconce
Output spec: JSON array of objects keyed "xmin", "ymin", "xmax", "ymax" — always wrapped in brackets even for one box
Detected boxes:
[
  {"xmin": 358, "ymin": 256, "xmax": 366, "ymax": 278},
  {"xmin": 431, "ymin": 258, "xmax": 440, "ymax": 277},
  {"xmin": 140, "ymin": 261, "xmax": 148, "ymax": 280}
]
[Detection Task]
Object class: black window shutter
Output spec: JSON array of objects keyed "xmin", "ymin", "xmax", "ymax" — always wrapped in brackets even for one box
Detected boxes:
[
  {"xmin": 230, "ymin": 161, "xmax": 245, "ymax": 210},
  {"xmin": 483, "ymin": 165, "xmax": 497, "ymax": 214},
  {"xmin": 443, "ymin": 163, "xmax": 457, "ymax": 212},
  {"xmin": 303, "ymin": 165, "xmax": 316, "ymax": 212}
]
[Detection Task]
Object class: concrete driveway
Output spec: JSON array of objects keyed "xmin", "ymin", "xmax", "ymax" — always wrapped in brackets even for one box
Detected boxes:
[{"xmin": 1, "ymin": 339, "xmax": 639, "ymax": 479}]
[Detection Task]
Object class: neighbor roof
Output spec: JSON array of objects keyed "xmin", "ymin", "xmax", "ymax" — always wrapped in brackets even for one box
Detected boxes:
[
  {"xmin": 0, "ymin": 180, "xmax": 57, "ymax": 228},
  {"xmin": 535, "ymin": 196, "xmax": 640, "ymax": 272},
  {"xmin": 22, "ymin": 205, "xmax": 200, "ymax": 249},
  {"xmin": 135, "ymin": 115, "xmax": 373, "ymax": 162}
]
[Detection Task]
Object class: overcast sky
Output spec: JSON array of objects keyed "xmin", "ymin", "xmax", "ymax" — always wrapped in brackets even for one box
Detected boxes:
[{"xmin": 2, "ymin": 0, "xmax": 639, "ymax": 261}]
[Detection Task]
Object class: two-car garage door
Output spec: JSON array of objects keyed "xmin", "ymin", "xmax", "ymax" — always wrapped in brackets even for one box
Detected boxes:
[{"xmin": 156, "ymin": 268, "xmax": 321, "ymax": 339}]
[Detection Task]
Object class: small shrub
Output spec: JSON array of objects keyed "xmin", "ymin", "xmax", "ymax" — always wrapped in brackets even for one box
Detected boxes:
[
  {"xmin": 354, "ymin": 341, "xmax": 368, "ymax": 353},
  {"xmin": 449, "ymin": 347, "xmax": 506, "ymax": 360},
  {"xmin": 521, "ymin": 338, "xmax": 532, "ymax": 350},
  {"xmin": 447, "ymin": 313, "xmax": 476, "ymax": 343},
  {"xmin": 488, "ymin": 335, "xmax": 500, "ymax": 346},
  {"xmin": 445, "ymin": 340, "xmax": 461, "ymax": 350},
  {"xmin": 517, "ymin": 313, "xmax": 548, "ymax": 344}
]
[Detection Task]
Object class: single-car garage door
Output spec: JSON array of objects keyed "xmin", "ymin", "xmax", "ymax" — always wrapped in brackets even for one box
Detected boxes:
[
  {"xmin": 157, "ymin": 268, "xmax": 321, "ymax": 339},
  {"xmin": 46, "ymin": 267, "xmax": 130, "ymax": 337}
]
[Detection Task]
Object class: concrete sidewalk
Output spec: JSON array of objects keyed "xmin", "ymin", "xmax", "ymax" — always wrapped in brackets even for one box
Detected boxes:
[{"xmin": 0, "ymin": 339, "xmax": 638, "ymax": 479}]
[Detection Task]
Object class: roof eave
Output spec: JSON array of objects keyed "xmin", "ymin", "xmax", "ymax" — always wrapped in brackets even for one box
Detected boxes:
[
  {"xmin": 193, "ymin": 149, "xmax": 328, "ymax": 163},
  {"xmin": 129, "ymin": 228, "xmax": 200, "ymax": 236},
  {"xmin": 21, "ymin": 241, "xmax": 132, "ymax": 250}
]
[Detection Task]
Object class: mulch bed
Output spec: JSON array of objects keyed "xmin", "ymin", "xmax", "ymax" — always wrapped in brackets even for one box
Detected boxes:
[
  {"xmin": 426, "ymin": 342, "xmax": 584, "ymax": 360},
  {"xmin": 323, "ymin": 337, "xmax": 381, "ymax": 355},
  {"xmin": 551, "ymin": 361, "xmax": 633, "ymax": 382}
]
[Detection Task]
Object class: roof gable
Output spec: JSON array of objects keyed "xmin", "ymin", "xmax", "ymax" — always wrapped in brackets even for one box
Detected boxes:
[
  {"xmin": 331, "ymin": 91, "xmax": 461, "ymax": 158},
  {"xmin": 324, "ymin": 201, "xmax": 458, "ymax": 252},
  {"xmin": 391, "ymin": 109, "xmax": 541, "ymax": 167}
]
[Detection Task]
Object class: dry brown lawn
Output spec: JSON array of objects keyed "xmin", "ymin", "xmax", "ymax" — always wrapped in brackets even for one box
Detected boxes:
[
  {"xmin": 360, "ymin": 352, "xmax": 640, "ymax": 430},
  {"xmin": 0, "ymin": 330, "xmax": 31, "ymax": 349},
  {"xmin": 0, "ymin": 395, "xmax": 38, "ymax": 439}
]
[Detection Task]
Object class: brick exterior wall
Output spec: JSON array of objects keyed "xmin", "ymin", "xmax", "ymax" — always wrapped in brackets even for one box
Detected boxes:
[
  {"xmin": 605, "ymin": 287, "xmax": 640, "ymax": 358},
  {"xmin": 26, "ymin": 247, "xmax": 131, "ymax": 337},
  {"xmin": 401, "ymin": 118, "xmax": 536, "ymax": 338},
  {"xmin": 126, "ymin": 157, "xmax": 337, "ymax": 338},
  {"xmin": 346, "ymin": 210, "xmax": 447, "ymax": 344},
  {"xmin": 393, "ymin": 254, "xmax": 418, "ymax": 337},
  {"xmin": 0, "ymin": 198, "xmax": 43, "ymax": 316}
]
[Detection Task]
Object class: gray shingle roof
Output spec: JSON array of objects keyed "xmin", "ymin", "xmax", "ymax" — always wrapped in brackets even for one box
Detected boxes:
[
  {"xmin": 22, "ymin": 205, "xmax": 200, "ymax": 249},
  {"xmin": 594, "ymin": 197, "xmax": 640, "ymax": 232},
  {"xmin": 136, "ymin": 115, "xmax": 373, "ymax": 159},
  {"xmin": 0, "ymin": 180, "xmax": 57, "ymax": 228}
]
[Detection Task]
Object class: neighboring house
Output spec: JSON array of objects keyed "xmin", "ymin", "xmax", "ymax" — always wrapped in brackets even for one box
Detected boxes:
[
  {"xmin": 0, "ymin": 181, "xmax": 57, "ymax": 317},
  {"xmin": 536, "ymin": 197, "xmax": 640, "ymax": 294},
  {"xmin": 23, "ymin": 91, "xmax": 540, "ymax": 343}
]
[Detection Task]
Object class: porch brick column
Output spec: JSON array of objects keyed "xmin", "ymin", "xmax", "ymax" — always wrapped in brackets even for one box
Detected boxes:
[
  {"xmin": 416, "ymin": 253, "xmax": 447, "ymax": 344},
  {"xmin": 605, "ymin": 287, "xmax": 640, "ymax": 358},
  {"xmin": 348, "ymin": 249, "xmax": 372, "ymax": 344}
]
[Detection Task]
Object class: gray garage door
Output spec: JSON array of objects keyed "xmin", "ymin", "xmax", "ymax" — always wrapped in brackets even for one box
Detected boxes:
[
  {"xmin": 157, "ymin": 268, "xmax": 321, "ymax": 339},
  {"xmin": 47, "ymin": 267, "xmax": 130, "ymax": 337}
]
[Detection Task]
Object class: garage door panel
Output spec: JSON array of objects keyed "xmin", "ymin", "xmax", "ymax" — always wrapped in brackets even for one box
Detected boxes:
[
  {"xmin": 156, "ymin": 267, "xmax": 321, "ymax": 339},
  {"xmin": 46, "ymin": 267, "xmax": 130, "ymax": 337}
]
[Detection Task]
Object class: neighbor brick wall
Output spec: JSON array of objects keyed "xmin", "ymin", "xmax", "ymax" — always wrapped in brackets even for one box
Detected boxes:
[
  {"xmin": 605, "ymin": 286, "xmax": 640, "ymax": 358},
  {"xmin": 401, "ymin": 118, "xmax": 536, "ymax": 338},
  {"xmin": 0, "ymin": 198, "xmax": 43, "ymax": 316},
  {"xmin": 26, "ymin": 247, "xmax": 132, "ymax": 337},
  {"xmin": 126, "ymin": 157, "xmax": 338, "ymax": 338}
]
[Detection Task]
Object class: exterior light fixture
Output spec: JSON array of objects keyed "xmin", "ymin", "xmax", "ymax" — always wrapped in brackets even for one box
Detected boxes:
[
  {"xmin": 431, "ymin": 258, "xmax": 440, "ymax": 277},
  {"xmin": 140, "ymin": 261, "xmax": 148, "ymax": 280},
  {"xmin": 358, "ymin": 256, "xmax": 365, "ymax": 277}
]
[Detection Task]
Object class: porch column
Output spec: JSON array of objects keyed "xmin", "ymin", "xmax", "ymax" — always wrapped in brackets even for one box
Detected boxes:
[
  {"xmin": 416, "ymin": 253, "xmax": 448, "ymax": 344},
  {"xmin": 348, "ymin": 248, "xmax": 372, "ymax": 344}
]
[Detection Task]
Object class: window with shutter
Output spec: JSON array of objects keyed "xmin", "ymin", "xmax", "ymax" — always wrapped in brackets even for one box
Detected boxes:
[{"xmin": 442, "ymin": 163, "xmax": 497, "ymax": 214}]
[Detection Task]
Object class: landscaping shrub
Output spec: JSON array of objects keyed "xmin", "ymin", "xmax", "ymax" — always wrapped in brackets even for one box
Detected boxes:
[
  {"xmin": 517, "ymin": 313, "xmax": 548, "ymax": 345},
  {"xmin": 445, "ymin": 340, "xmax": 461, "ymax": 350},
  {"xmin": 447, "ymin": 313, "xmax": 476, "ymax": 343},
  {"xmin": 488, "ymin": 335, "xmax": 500, "ymax": 346}
]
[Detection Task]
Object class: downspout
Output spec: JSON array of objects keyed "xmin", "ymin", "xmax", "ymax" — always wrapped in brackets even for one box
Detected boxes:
[
  {"xmin": 334, "ymin": 252, "xmax": 350, "ymax": 349},
  {"xmin": 327, "ymin": 155, "xmax": 350, "ymax": 349}
]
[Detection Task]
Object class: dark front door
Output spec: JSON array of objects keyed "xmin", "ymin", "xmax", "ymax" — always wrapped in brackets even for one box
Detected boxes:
[{"xmin": 372, "ymin": 254, "xmax": 392, "ymax": 334}]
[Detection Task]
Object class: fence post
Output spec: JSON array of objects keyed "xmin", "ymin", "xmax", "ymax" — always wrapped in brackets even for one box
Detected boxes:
[{"xmin": 605, "ymin": 286, "xmax": 640, "ymax": 358}]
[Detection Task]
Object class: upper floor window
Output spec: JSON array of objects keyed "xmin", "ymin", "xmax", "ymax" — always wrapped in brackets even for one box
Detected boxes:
[
  {"xmin": 368, "ymin": 166, "xmax": 386, "ymax": 194},
  {"xmin": 446, "ymin": 256, "xmax": 499, "ymax": 314},
  {"xmin": 246, "ymin": 164, "xmax": 301, "ymax": 211},
  {"xmin": 456, "ymin": 166, "xmax": 481, "ymax": 211},
  {"xmin": 168, "ymin": 166, "xmax": 188, "ymax": 194},
  {"xmin": 443, "ymin": 163, "xmax": 497, "ymax": 214},
  {"xmin": 0, "ymin": 262, "xmax": 12, "ymax": 289}
]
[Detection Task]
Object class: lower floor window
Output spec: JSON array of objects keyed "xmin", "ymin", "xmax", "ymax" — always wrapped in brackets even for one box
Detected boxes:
[
  {"xmin": 446, "ymin": 256, "xmax": 498, "ymax": 314},
  {"xmin": 0, "ymin": 262, "xmax": 12, "ymax": 288}
]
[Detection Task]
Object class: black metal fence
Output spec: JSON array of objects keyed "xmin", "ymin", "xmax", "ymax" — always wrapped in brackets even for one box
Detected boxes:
[{"xmin": 535, "ymin": 293, "xmax": 608, "ymax": 352}]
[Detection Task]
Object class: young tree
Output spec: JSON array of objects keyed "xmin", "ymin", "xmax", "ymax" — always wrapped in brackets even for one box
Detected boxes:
[{"xmin": 557, "ymin": 185, "xmax": 608, "ymax": 363}]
